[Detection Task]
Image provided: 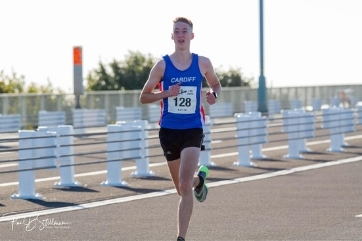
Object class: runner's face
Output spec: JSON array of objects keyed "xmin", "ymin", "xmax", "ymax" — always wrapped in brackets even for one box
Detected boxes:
[{"xmin": 172, "ymin": 22, "xmax": 194, "ymax": 49}]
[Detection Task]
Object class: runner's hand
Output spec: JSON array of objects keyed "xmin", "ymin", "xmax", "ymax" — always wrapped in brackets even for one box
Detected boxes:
[
  {"xmin": 168, "ymin": 82, "xmax": 181, "ymax": 97},
  {"xmin": 206, "ymin": 90, "xmax": 216, "ymax": 105}
]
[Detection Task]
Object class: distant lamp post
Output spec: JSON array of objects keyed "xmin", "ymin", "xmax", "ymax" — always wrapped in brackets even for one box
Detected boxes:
[{"xmin": 258, "ymin": 0, "xmax": 268, "ymax": 114}]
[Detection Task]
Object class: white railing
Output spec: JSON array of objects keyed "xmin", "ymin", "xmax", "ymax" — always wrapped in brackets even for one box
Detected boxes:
[
  {"xmin": 9, "ymin": 108, "xmax": 362, "ymax": 200},
  {"xmin": 0, "ymin": 84, "xmax": 361, "ymax": 129}
]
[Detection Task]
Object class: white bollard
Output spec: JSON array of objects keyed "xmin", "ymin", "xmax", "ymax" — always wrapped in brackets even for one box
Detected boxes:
[
  {"xmin": 323, "ymin": 108, "xmax": 344, "ymax": 152},
  {"xmin": 267, "ymin": 100, "xmax": 281, "ymax": 122},
  {"xmin": 294, "ymin": 108, "xmax": 314, "ymax": 153},
  {"xmin": 129, "ymin": 120, "xmax": 155, "ymax": 177},
  {"xmin": 340, "ymin": 108, "xmax": 355, "ymax": 147},
  {"xmin": 322, "ymin": 107, "xmax": 354, "ymax": 152},
  {"xmin": 116, "ymin": 120, "xmax": 155, "ymax": 177},
  {"xmin": 101, "ymin": 125, "xmax": 132, "ymax": 186},
  {"xmin": 38, "ymin": 110, "xmax": 66, "ymax": 127},
  {"xmin": 282, "ymin": 110, "xmax": 303, "ymax": 159},
  {"xmin": 301, "ymin": 112, "xmax": 315, "ymax": 152},
  {"xmin": 290, "ymin": 99, "xmax": 302, "ymax": 109},
  {"xmin": 72, "ymin": 109, "xmax": 86, "ymax": 135},
  {"xmin": 248, "ymin": 112, "xmax": 267, "ymax": 159},
  {"xmin": 116, "ymin": 106, "xmax": 142, "ymax": 122},
  {"xmin": 311, "ymin": 98, "xmax": 323, "ymax": 111},
  {"xmin": 12, "ymin": 131, "xmax": 41, "ymax": 199},
  {"xmin": 12, "ymin": 130, "xmax": 57, "ymax": 199},
  {"xmin": 0, "ymin": 114, "xmax": 21, "ymax": 133},
  {"xmin": 357, "ymin": 104, "xmax": 362, "ymax": 125},
  {"xmin": 38, "ymin": 125, "xmax": 81, "ymax": 187},
  {"xmin": 199, "ymin": 115, "xmax": 215, "ymax": 166},
  {"xmin": 234, "ymin": 113, "xmax": 256, "ymax": 167},
  {"xmin": 329, "ymin": 97, "xmax": 340, "ymax": 108},
  {"xmin": 148, "ymin": 104, "xmax": 161, "ymax": 129},
  {"xmin": 34, "ymin": 132, "xmax": 57, "ymax": 170},
  {"xmin": 244, "ymin": 101, "xmax": 257, "ymax": 113}
]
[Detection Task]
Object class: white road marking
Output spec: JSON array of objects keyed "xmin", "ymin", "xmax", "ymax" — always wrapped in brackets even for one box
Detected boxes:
[
  {"xmin": 355, "ymin": 214, "xmax": 362, "ymax": 218},
  {"xmin": 0, "ymin": 155, "xmax": 361, "ymax": 223}
]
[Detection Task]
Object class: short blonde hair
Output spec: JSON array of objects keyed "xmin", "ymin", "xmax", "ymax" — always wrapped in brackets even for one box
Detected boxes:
[{"xmin": 173, "ymin": 17, "xmax": 193, "ymax": 30}]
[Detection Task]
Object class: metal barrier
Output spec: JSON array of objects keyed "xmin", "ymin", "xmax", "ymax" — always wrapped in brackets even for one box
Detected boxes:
[
  {"xmin": 357, "ymin": 103, "xmax": 362, "ymax": 125},
  {"xmin": 281, "ymin": 109, "xmax": 315, "ymax": 159},
  {"xmin": 116, "ymin": 106, "xmax": 142, "ymax": 122},
  {"xmin": 267, "ymin": 99, "xmax": 281, "ymax": 121},
  {"xmin": 2, "ymin": 108, "xmax": 361, "ymax": 200},
  {"xmin": 37, "ymin": 125, "xmax": 81, "ymax": 187},
  {"xmin": 295, "ymin": 108, "xmax": 315, "ymax": 153},
  {"xmin": 199, "ymin": 116, "xmax": 214, "ymax": 166},
  {"xmin": 72, "ymin": 108, "xmax": 107, "ymax": 134},
  {"xmin": 248, "ymin": 112, "xmax": 268, "ymax": 159},
  {"xmin": 209, "ymin": 102, "xmax": 233, "ymax": 118},
  {"xmin": 329, "ymin": 97, "xmax": 340, "ymax": 108},
  {"xmin": 1, "ymin": 85, "xmax": 361, "ymax": 128},
  {"xmin": 101, "ymin": 124, "xmax": 139, "ymax": 187},
  {"xmin": 12, "ymin": 130, "xmax": 57, "ymax": 199},
  {"xmin": 244, "ymin": 101, "xmax": 257, "ymax": 113},
  {"xmin": 312, "ymin": 98, "xmax": 323, "ymax": 111},
  {"xmin": 119, "ymin": 120, "xmax": 154, "ymax": 177},
  {"xmin": 147, "ymin": 104, "xmax": 160, "ymax": 127},
  {"xmin": 0, "ymin": 114, "xmax": 21, "ymax": 133},
  {"xmin": 38, "ymin": 110, "xmax": 66, "ymax": 127},
  {"xmin": 233, "ymin": 112, "xmax": 268, "ymax": 167},
  {"xmin": 290, "ymin": 99, "xmax": 303, "ymax": 109},
  {"xmin": 101, "ymin": 120, "xmax": 154, "ymax": 187},
  {"xmin": 322, "ymin": 107, "xmax": 355, "ymax": 152}
]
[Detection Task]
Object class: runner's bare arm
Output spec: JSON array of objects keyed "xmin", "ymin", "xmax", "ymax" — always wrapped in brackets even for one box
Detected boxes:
[
  {"xmin": 199, "ymin": 56, "xmax": 221, "ymax": 105},
  {"xmin": 200, "ymin": 56, "xmax": 221, "ymax": 95},
  {"xmin": 139, "ymin": 60, "xmax": 181, "ymax": 104}
]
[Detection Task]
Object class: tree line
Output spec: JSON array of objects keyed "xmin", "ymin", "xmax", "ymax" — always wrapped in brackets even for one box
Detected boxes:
[
  {"xmin": 0, "ymin": 71, "xmax": 64, "ymax": 94},
  {"xmin": 1, "ymin": 51, "xmax": 254, "ymax": 94}
]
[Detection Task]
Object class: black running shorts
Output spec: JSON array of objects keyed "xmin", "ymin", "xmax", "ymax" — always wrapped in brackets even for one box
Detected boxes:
[{"xmin": 159, "ymin": 128, "xmax": 204, "ymax": 161}]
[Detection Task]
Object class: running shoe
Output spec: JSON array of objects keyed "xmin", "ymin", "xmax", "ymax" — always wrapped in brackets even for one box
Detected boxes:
[{"xmin": 194, "ymin": 165, "xmax": 209, "ymax": 202}]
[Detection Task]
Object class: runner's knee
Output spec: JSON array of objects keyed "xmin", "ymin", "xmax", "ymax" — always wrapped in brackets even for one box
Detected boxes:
[{"xmin": 178, "ymin": 179, "xmax": 193, "ymax": 196}]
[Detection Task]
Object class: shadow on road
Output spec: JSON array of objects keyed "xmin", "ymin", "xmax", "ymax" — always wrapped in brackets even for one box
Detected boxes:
[
  {"xmin": 26, "ymin": 199, "xmax": 78, "ymax": 208},
  {"xmin": 54, "ymin": 186, "xmax": 99, "ymax": 193}
]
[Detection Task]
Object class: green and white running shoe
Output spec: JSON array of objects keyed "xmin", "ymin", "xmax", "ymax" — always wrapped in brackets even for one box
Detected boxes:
[{"xmin": 194, "ymin": 165, "xmax": 209, "ymax": 203}]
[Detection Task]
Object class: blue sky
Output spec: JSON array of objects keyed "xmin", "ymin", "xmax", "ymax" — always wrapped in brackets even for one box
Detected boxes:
[{"xmin": 1, "ymin": 0, "xmax": 361, "ymax": 93}]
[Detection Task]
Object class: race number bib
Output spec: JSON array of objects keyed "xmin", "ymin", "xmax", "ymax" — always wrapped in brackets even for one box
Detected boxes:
[{"xmin": 168, "ymin": 86, "xmax": 197, "ymax": 114}]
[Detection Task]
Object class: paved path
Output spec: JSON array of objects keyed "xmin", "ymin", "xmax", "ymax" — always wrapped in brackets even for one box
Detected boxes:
[{"xmin": 0, "ymin": 118, "xmax": 361, "ymax": 240}]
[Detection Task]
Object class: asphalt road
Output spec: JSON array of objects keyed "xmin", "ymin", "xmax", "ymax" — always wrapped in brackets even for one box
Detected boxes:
[{"xmin": 0, "ymin": 116, "xmax": 361, "ymax": 240}]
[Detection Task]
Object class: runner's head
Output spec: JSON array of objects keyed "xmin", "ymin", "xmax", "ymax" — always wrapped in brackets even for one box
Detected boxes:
[{"xmin": 172, "ymin": 17, "xmax": 194, "ymax": 48}]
